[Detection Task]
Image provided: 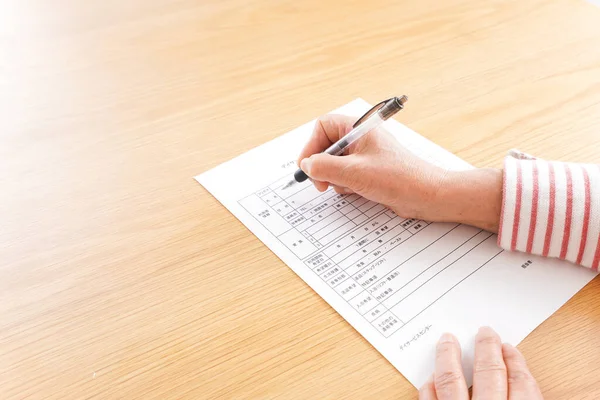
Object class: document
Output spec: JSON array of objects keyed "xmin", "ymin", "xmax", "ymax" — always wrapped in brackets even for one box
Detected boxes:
[{"xmin": 195, "ymin": 99, "xmax": 596, "ymax": 388}]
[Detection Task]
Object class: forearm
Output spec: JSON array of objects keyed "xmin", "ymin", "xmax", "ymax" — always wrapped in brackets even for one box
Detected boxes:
[{"xmin": 436, "ymin": 154, "xmax": 600, "ymax": 270}]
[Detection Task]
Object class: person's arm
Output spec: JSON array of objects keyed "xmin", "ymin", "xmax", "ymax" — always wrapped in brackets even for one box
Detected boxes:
[
  {"xmin": 437, "ymin": 150, "xmax": 600, "ymax": 269},
  {"xmin": 298, "ymin": 114, "xmax": 599, "ymax": 269}
]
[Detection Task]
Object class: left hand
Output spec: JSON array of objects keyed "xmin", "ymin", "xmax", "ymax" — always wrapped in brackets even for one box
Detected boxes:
[{"xmin": 419, "ymin": 327, "xmax": 543, "ymax": 400}]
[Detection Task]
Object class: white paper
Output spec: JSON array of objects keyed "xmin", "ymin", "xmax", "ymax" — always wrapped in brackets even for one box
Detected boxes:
[{"xmin": 196, "ymin": 99, "xmax": 597, "ymax": 388}]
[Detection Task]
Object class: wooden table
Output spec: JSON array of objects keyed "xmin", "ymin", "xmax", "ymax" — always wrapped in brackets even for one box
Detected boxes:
[{"xmin": 2, "ymin": 0, "xmax": 600, "ymax": 398}]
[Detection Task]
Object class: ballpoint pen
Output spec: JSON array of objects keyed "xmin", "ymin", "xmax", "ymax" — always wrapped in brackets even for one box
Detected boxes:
[{"xmin": 282, "ymin": 95, "xmax": 408, "ymax": 190}]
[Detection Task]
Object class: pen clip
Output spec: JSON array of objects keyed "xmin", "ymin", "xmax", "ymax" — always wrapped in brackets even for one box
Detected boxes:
[{"xmin": 352, "ymin": 98, "xmax": 391, "ymax": 128}]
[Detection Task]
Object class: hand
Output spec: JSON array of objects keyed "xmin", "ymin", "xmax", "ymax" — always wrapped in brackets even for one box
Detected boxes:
[
  {"xmin": 419, "ymin": 327, "xmax": 543, "ymax": 400},
  {"xmin": 297, "ymin": 114, "xmax": 503, "ymax": 232}
]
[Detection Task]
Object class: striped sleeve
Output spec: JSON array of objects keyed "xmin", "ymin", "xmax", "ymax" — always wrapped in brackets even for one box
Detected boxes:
[{"xmin": 498, "ymin": 150, "xmax": 600, "ymax": 270}]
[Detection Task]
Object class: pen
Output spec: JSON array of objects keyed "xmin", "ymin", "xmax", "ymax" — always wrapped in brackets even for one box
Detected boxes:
[{"xmin": 282, "ymin": 95, "xmax": 408, "ymax": 190}]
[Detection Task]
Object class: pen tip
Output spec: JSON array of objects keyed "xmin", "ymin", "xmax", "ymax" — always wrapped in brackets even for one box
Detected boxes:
[{"xmin": 281, "ymin": 180, "xmax": 296, "ymax": 190}]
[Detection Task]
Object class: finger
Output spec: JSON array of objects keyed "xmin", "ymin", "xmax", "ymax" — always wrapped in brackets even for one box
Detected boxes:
[
  {"xmin": 503, "ymin": 344, "xmax": 543, "ymax": 400},
  {"xmin": 434, "ymin": 333, "xmax": 469, "ymax": 400},
  {"xmin": 297, "ymin": 114, "xmax": 356, "ymax": 164},
  {"xmin": 333, "ymin": 185, "xmax": 354, "ymax": 195},
  {"xmin": 472, "ymin": 327, "xmax": 507, "ymax": 400},
  {"xmin": 300, "ymin": 153, "xmax": 358, "ymax": 189},
  {"xmin": 419, "ymin": 375, "xmax": 438, "ymax": 400},
  {"xmin": 312, "ymin": 179, "xmax": 329, "ymax": 192}
]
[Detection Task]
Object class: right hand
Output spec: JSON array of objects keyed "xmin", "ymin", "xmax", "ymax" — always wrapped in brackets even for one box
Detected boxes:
[
  {"xmin": 297, "ymin": 114, "xmax": 450, "ymax": 222},
  {"xmin": 297, "ymin": 114, "xmax": 503, "ymax": 232}
]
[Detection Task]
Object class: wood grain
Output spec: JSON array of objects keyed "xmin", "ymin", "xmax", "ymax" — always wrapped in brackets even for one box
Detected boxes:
[{"xmin": 1, "ymin": 0, "xmax": 600, "ymax": 398}]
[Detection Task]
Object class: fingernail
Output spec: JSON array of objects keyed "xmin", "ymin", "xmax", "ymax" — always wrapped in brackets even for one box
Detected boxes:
[
  {"xmin": 438, "ymin": 333, "xmax": 455, "ymax": 344},
  {"xmin": 300, "ymin": 158, "xmax": 312, "ymax": 176},
  {"xmin": 503, "ymin": 343, "xmax": 521, "ymax": 354},
  {"xmin": 343, "ymin": 188, "xmax": 353, "ymax": 194},
  {"xmin": 478, "ymin": 326, "xmax": 494, "ymax": 334}
]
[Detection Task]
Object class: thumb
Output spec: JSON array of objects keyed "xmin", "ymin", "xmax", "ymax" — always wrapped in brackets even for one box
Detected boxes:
[{"xmin": 301, "ymin": 153, "xmax": 358, "ymax": 188}]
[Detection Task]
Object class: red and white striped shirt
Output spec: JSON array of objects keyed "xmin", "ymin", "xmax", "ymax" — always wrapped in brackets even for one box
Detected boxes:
[{"xmin": 498, "ymin": 150, "xmax": 600, "ymax": 270}]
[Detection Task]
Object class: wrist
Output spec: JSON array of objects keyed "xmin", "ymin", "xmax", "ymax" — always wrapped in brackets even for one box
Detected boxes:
[{"xmin": 436, "ymin": 168, "xmax": 503, "ymax": 232}]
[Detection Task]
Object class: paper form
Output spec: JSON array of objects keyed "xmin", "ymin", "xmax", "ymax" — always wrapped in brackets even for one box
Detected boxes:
[{"xmin": 196, "ymin": 99, "xmax": 597, "ymax": 388}]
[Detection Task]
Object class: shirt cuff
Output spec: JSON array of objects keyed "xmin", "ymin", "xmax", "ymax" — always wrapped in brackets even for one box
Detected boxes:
[{"xmin": 497, "ymin": 150, "xmax": 600, "ymax": 270}]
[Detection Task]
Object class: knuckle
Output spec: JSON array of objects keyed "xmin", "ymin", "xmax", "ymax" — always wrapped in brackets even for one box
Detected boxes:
[
  {"xmin": 474, "ymin": 359, "xmax": 507, "ymax": 374},
  {"xmin": 314, "ymin": 118, "xmax": 327, "ymax": 137},
  {"xmin": 435, "ymin": 370, "xmax": 463, "ymax": 390},
  {"xmin": 508, "ymin": 369, "xmax": 535, "ymax": 385},
  {"xmin": 476, "ymin": 334, "xmax": 502, "ymax": 347},
  {"xmin": 436, "ymin": 342, "xmax": 456, "ymax": 357}
]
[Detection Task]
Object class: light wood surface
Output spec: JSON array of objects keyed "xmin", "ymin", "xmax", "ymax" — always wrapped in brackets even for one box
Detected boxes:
[{"xmin": 2, "ymin": 0, "xmax": 600, "ymax": 398}]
